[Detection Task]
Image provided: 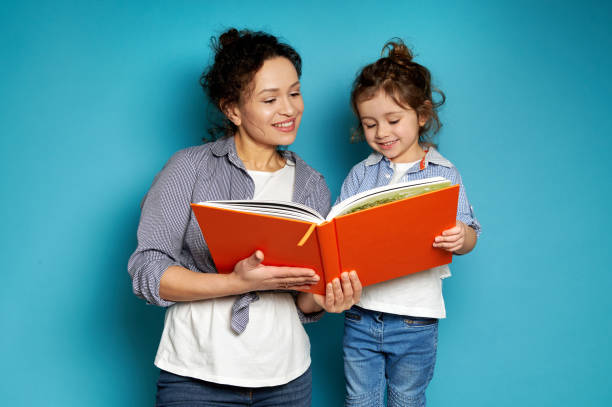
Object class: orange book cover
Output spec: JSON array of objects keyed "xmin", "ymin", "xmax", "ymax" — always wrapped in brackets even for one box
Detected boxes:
[{"xmin": 191, "ymin": 180, "xmax": 459, "ymax": 295}]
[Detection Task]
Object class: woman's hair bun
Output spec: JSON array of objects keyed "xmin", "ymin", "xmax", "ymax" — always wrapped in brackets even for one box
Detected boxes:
[
  {"xmin": 218, "ymin": 28, "xmax": 241, "ymax": 48},
  {"xmin": 382, "ymin": 39, "xmax": 414, "ymax": 68}
]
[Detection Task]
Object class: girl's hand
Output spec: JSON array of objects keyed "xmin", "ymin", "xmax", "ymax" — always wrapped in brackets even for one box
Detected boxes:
[
  {"xmin": 313, "ymin": 271, "xmax": 362, "ymax": 313},
  {"xmin": 433, "ymin": 221, "xmax": 466, "ymax": 253},
  {"xmin": 231, "ymin": 250, "xmax": 320, "ymax": 293}
]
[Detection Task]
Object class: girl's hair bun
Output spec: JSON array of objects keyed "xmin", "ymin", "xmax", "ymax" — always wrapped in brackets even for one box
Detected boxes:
[{"xmin": 382, "ymin": 39, "xmax": 414, "ymax": 68}]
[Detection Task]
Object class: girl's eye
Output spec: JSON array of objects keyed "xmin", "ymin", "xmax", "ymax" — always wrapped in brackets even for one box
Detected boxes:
[
  {"xmin": 363, "ymin": 123, "xmax": 376, "ymax": 129},
  {"xmin": 389, "ymin": 119, "xmax": 400, "ymax": 125},
  {"xmin": 263, "ymin": 98, "xmax": 276, "ymax": 104},
  {"xmin": 290, "ymin": 91, "xmax": 301, "ymax": 97}
]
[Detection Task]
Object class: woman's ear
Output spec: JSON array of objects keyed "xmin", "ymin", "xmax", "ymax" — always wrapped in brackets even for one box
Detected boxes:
[
  {"xmin": 417, "ymin": 100, "xmax": 432, "ymax": 127},
  {"xmin": 222, "ymin": 101, "xmax": 242, "ymax": 127}
]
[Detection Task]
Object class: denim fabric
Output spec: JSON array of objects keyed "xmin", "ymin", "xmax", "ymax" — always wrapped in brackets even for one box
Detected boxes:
[
  {"xmin": 156, "ymin": 366, "xmax": 312, "ymax": 407},
  {"xmin": 343, "ymin": 306, "xmax": 438, "ymax": 407}
]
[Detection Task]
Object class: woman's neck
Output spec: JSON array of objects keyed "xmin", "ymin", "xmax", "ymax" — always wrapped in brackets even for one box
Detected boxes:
[{"xmin": 234, "ymin": 132, "xmax": 285, "ymax": 171}]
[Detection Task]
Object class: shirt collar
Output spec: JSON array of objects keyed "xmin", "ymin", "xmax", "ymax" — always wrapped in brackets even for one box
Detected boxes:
[
  {"xmin": 210, "ymin": 136, "xmax": 311, "ymax": 200},
  {"xmin": 364, "ymin": 146, "xmax": 453, "ymax": 169}
]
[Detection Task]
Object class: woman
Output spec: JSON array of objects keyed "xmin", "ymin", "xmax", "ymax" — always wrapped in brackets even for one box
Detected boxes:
[{"xmin": 128, "ymin": 28, "xmax": 361, "ymax": 406}]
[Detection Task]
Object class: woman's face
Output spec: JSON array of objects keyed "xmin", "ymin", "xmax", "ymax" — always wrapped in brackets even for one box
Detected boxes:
[{"xmin": 230, "ymin": 57, "xmax": 303, "ymax": 147}]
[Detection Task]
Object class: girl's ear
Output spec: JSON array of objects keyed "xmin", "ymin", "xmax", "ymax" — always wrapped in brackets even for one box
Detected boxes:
[
  {"xmin": 222, "ymin": 101, "xmax": 242, "ymax": 127},
  {"xmin": 417, "ymin": 100, "xmax": 432, "ymax": 127}
]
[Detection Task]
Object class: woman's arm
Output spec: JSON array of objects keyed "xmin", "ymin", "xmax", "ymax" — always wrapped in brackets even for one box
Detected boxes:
[{"xmin": 159, "ymin": 250, "xmax": 321, "ymax": 302}]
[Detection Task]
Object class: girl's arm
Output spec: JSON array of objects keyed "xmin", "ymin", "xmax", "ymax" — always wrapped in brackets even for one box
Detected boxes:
[{"xmin": 433, "ymin": 220, "xmax": 477, "ymax": 255}]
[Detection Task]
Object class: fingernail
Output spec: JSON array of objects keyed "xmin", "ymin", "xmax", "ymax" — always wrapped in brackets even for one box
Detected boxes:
[{"xmin": 350, "ymin": 271, "xmax": 357, "ymax": 278}]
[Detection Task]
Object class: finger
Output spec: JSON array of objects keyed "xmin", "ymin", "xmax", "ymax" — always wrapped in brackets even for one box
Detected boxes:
[
  {"xmin": 242, "ymin": 250, "xmax": 264, "ymax": 269},
  {"xmin": 332, "ymin": 278, "xmax": 344, "ymax": 309},
  {"xmin": 270, "ymin": 276, "xmax": 320, "ymax": 287},
  {"xmin": 340, "ymin": 272, "xmax": 354, "ymax": 305},
  {"xmin": 267, "ymin": 266, "xmax": 317, "ymax": 278},
  {"xmin": 438, "ymin": 242, "xmax": 462, "ymax": 252},
  {"xmin": 435, "ymin": 233, "xmax": 462, "ymax": 245},
  {"xmin": 441, "ymin": 226, "xmax": 461, "ymax": 236},
  {"xmin": 325, "ymin": 282, "xmax": 334, "ymax": 310},
  {"xmin": 436, "ymin": 231, "xmax": 462, "ymax": 241},
  {"xmin": 438, "ymin": 234, "xmax": 461, "ymax": 243},
  {"xmin": 434, "ymin": 240, "xmax": 462, "ymax": 250},
  {"xmin": 349, "ymin": 271, "xmax": 362, "ymax": 303}
]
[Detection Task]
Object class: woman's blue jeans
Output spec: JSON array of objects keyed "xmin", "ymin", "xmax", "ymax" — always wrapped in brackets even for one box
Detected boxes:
[
  {"xmin": 156, "ymin": 366, "xmax": 311, "ymax": 407},
  {"xmin": 343, "ymin": 306, "xmax": 438, "ymax": 407}
]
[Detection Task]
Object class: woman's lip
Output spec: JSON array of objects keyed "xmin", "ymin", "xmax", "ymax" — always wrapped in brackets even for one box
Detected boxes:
[{"xmin": 272, "ymin": 119, "xmax": 296, "ymax": 132}]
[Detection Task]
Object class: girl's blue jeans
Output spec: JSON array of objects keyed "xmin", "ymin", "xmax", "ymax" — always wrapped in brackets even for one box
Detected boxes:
[
  {"xmin": 155, "ymin": 366, "xmax": 311, "ymax": 407},
  {"xmin": 343, "ymin": 306, "xmax": 438, "ymax": 407}
]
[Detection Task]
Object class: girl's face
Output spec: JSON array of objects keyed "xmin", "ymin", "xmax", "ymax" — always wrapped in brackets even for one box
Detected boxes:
[
  {"xmin": 229, "ymin": 57, "xmax": 303, "ymax": 148},
  {"xmin": 357, "ymin": 90, "xmax": 427, "ymax": 163}
]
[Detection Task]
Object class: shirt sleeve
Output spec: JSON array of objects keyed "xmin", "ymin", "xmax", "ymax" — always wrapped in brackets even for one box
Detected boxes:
[
  {"xmin": 127, "ymin": 150, "xmax": 198, "ymax": 306},
  {"xmin": 312, "ymin": 173, "xmax": 331, "ymax": 218},
  {"xmin": 447, "ymin": 167, "xmax": 481, "ymax": 237},
  {"xmin": 335, "ymin": 162, "xmax": 365, "ymax": 205}
]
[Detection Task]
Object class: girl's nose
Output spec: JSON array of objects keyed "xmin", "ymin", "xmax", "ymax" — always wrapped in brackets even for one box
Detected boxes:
[{"xmin": 376, "ymin": 123, "xmax": 391, "ymax": 138}]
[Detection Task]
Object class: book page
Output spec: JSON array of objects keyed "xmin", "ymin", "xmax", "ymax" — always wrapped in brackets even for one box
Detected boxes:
[
  {"xmin": 327, "ymin": 177, "xmax": 451, "ymax": 220},
  {"xmin": 194, "ymin": 200, "xmax": 325, "ymax": 223}
]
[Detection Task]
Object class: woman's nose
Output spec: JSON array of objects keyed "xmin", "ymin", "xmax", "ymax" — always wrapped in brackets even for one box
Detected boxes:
[{"xmin": 279, "ymin": 96, "xmax": 297, "ymax": 116}]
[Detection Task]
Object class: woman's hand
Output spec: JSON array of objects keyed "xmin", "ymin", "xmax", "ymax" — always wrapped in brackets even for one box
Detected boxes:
[
  {"xmin": 231, "ymin": 250, "xmax": 320, "ymax": 293},
  {"xmin": 433, "ymin": 220, "xmax": 477, "ymax": 255},
  {"xmin": 310, "ymin": 271, "xmax": 362, "ymax": 313}
]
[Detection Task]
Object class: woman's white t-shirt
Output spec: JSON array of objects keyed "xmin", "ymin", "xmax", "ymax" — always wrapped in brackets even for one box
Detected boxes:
[{"xmin": 154, "ymin": 160, "xmax": 311, "ymax": 387}]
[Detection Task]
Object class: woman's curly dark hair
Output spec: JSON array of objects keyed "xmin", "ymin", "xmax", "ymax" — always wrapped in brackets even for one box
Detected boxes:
[
  {"xmin": 350, "ymin": 39, "xmax": 445, "ymax": 147},
  {"xmin": 200, "ymin": 28, "xmax": 302, "ymax": 139}
]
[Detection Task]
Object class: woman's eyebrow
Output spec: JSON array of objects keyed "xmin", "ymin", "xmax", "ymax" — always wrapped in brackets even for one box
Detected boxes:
[{"xmin": 257, "ymin": 81, "xmax": 300, "ymax": 95}]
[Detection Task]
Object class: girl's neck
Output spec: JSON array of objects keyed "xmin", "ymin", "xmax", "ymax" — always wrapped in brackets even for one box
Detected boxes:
[
  {"xmin": 389, "ymin": 143, "xmax": 426, "ymax": 164},
  {"xmin": 234, "ymin": 131, "xmax": 285, "ymax": 172}
]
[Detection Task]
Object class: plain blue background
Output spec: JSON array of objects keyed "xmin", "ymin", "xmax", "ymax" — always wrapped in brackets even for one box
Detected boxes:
[{"xmin": 1, "ymin": 1, "xmax": 611, "ymax": 405}]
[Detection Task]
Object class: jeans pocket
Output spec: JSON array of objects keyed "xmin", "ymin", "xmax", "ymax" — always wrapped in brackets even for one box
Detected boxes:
[
  {"xmin": 345, "ymin": 311, "xmax": 361, "ymax": 321},
  {"xmin": 403, "ymin": 317, "xmax": 437, "ymax": 327}
]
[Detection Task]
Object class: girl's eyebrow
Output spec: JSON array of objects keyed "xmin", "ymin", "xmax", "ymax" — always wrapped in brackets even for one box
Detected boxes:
[
  {"xmin": 361, "ymin": 111, "xmax": 404, "ymax": 120},
  {"xmin": 257, "ymin": 81, "xmax": 301, "ymax": 95}
]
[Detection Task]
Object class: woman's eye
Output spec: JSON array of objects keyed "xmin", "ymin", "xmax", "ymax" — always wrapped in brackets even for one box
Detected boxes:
[{"xmin": 290, "ymin": 92, "xmax": 301, "ymax": 97}]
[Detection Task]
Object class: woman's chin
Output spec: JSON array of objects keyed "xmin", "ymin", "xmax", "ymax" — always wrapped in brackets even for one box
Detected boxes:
[{"xmin": 272, "ymin": 132, "xmax": 297, "ymax": 146}]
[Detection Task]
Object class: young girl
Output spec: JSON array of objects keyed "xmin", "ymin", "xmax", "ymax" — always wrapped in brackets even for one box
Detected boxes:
[
  {"xmin": 128, "ymin": 28, "xmax": 361, "ymax": 407},
  {"xmin": 339, "ymin": 40, "xmax": 481, "ymax": 407}
]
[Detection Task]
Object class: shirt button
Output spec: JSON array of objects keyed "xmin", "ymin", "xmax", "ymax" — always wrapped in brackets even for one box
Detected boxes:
[{"xmin": 385, "ymin": 174, "xmax": 391, "ymax": 178}]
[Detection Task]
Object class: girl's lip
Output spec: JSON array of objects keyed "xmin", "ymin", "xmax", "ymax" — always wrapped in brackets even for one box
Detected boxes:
[
  {"xmin": 272, "ymin": 119, "xmax": 296, "ymax": 132},
  {"xmin": 378, "ymin": 139, "xmax": 398, "ymax": 150}
]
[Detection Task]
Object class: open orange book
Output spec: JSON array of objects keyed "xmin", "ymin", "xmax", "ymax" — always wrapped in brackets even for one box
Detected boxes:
[{"xmin": 191, "ymin": 177, "xmax": 459, "ymax": 295}]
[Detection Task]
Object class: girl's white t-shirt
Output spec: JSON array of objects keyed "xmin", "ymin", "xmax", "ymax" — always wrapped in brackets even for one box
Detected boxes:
[
  {"xmin": 356, "ymin": 160, "xmax": 450, "ymax": 319},
  {"xmin": 155, "ymin": 160, "xmax": 311, "ymax": 387}
]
